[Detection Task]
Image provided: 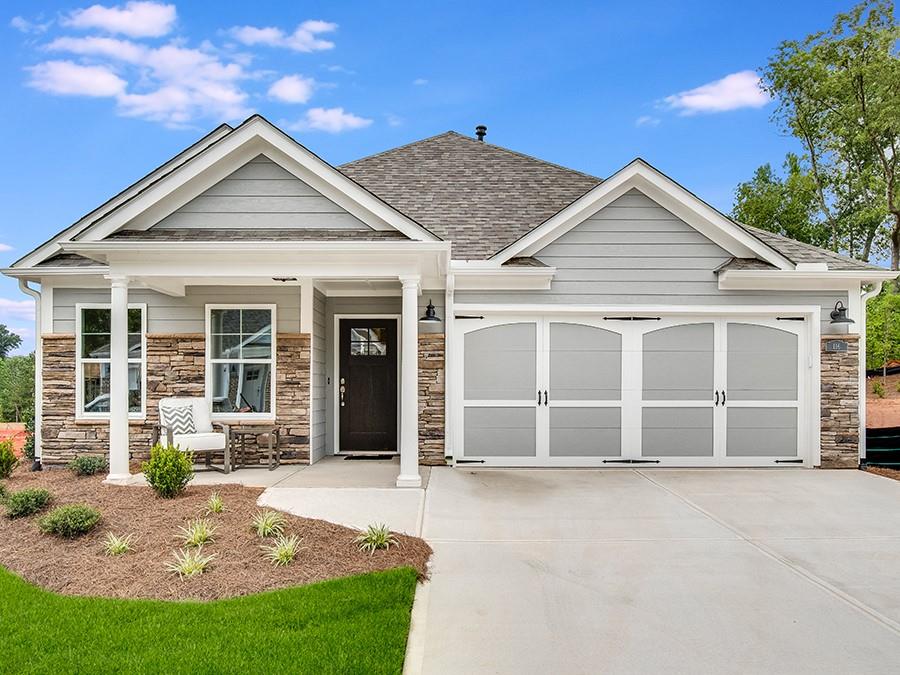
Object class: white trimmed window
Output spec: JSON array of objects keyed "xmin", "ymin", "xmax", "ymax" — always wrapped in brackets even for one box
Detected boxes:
[
  {"xmin": 206, "ymin": 305, "xmax": 276, "ymax": 419},
  {"xmin": 76, "ymin": 304, "xmax": 146, "ymax": 418}
]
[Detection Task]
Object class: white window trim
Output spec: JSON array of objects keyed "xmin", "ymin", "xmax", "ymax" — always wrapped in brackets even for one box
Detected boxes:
[
  {"xmin": 205, "ymin": 304, "xmax": 277, "ymax": 422},
  {"xmin": 75, "ymin": 302, "xmax": 147, "ymax": 421}
]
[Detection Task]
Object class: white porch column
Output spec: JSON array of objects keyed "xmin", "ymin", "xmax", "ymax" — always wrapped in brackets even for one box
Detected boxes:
[
  {"xmin": 105, "ymin": 275, "xmax": 131, "ymax": 483},
  {"xmin": 397, "ymin": 274, "xmax": 422, "ymax": 487}
]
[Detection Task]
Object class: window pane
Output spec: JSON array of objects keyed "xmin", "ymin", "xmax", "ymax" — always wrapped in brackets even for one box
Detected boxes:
[
  {"xmin": 82, "ymin": 334, "xmax": 111, "ymax": 358},
  {"xmin": 210, "ymin": 333, "xmax": 241, "ymax": 359},
  {"xmin": 81, "ymin": 308, "xmax": 110, "ymax": 334},
  {"xmin": 350, "ymin": 327, "xmax": 369, "ymax": 342},
  {"xmin": 211, "ymin": 309, "xmax": 241, "ymax": 333},
  {"xmin": 127, "ymin": 308, "xmax": 142, "ymax": 333},
  {"xmin": 128, "ymin": 333, "xmax": 142, "ymax": 357},
  {"xmin": 241, "ymin": 327, "xmax": 271, "ymax": 360},
  {"xmin": 128, "ymin": 363, "xmax": 142, "ymax": 413},
  {"xmin": 350, "ymin": 341, "xmax": 367, "ymax": 356},
  {"xmin": 369, "ymin": 341, "xmax": 387, "ymax": 356},
  {"xmin": 242, "ymin": 309, "xmax": 271, "ymax": 334},
  {"xmin": 82, "ymin": 362, "xmax": 110, "ymax": 413},
  {"xmin": 369, "ymin": 327, "xmax": 386, "ymax": 342},
  {"xmin": 210, "ymin": 363, "xmax": 271, "ymax": 413}
]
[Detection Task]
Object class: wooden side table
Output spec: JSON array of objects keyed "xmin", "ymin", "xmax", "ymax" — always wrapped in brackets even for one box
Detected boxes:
[{"xmin": 229, "ymin": 426, "xmax": 281, "ymax": 471}]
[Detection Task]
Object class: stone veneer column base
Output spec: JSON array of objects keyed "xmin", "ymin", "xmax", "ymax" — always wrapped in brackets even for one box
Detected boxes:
[
  {"xmin": 418, "ymin": 334, "xmax": 446, "ymax": 466},
  {"xmin": 820, "ymin": 334, "xmax": 860, "ymax": 469}
]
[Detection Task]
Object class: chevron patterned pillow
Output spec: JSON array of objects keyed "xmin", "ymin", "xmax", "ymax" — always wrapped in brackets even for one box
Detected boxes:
[{"xmin": 161, "ymin": 405, "xmax": 196, "ymax": 435}]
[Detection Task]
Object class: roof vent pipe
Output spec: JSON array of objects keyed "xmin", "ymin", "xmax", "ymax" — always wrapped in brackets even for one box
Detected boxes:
[{"xmin": 475, "ymin": 125, "xmax": 487, "ymax": 141}]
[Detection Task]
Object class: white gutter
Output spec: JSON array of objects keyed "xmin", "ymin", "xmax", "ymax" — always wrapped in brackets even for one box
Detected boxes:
[
  {"xmin": 858, "ymin": 280, "xmax": 888, "ymax": 462},
  {"xmin": 17, "ymin": 280, "xmax": 41, "ymax": 469}
]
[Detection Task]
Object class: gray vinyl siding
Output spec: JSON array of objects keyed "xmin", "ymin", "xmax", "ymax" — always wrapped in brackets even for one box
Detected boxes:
[
  {"xmin": 53, "ymin": 286, "xmax": 301, "ymax": 334},
  {"xmin": 140, "ymin": 155, "xmax": 370, "ymax": 230},
  {"xmin": 311, "ymin": 289, "xmax": 327, "ymax": 463},
  {"xmin": 455, "ymin": 189, "xmax": 848, "ymax": 334}
]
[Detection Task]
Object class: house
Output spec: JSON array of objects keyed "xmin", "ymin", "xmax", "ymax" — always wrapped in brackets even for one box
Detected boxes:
[{"xmin": 4, "ymin": 115, "xmax": 897, "ymax": 486}]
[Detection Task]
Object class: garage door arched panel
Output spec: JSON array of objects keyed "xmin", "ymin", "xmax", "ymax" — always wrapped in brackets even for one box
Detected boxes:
[{"xmin": 464, "ymin": 322, "xmax": 537, "ymax": 401}]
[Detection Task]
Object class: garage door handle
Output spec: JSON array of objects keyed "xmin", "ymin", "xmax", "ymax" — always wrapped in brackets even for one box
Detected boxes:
[
  {"xmin": 715, "ymin": 390, "xmax": 720, "ymax": 406},
  {"xmin": 543, "ymin": 390, "xmax": 548, "ymax": 406},
  {"xmin": 538, "ymin": 390, "xmax": 542, "ymax": 405},
  {"xmin": 722, "ymin": 390, "xmax": 726, "ymax": 405}
]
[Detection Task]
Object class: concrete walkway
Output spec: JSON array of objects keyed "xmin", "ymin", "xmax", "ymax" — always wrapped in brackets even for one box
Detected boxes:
[{"xmin": 409, "ymin": 468, "xmax": 900, "ymax": 674}]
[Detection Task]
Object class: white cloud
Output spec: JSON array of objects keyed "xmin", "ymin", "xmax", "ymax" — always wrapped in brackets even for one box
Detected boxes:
[
  {"xmin": 0, "ymin": 298, "xmax": 35, "ymax": 322},
  {"xmin": 635, "ymin": 115, "xmax": 660, "ymax": 127},
  {"xmin": 412, "ymin": 78, "xmax": 428, "ymax": 86},
  {"xmin": 290, "ymin": 107, "xmax": 372, "ymax": 133},
  {"xmin": 0, "ymin": 243, "xmax": 12, "ymax": 252},
  {"xmin": 663, "ymin": 70, "xmax": 769, "ymax": 115},
  {"xmin": 42, "ymin": 37, "xmax": 252, "ymax": 126},
  {"xmin": 26, "ymin": 60, "xmax": 127, "ymax": 97},
  {"xmin": 63, "ymin": 1, "xmax": 176, "ymax": 38},
  {"xmin": 325, "ymin": 64, "xmax": 355, "ymax": 75},
  {"xmin": 268, "ymin": 75, "xmax": 315, "ymax": 104},
  {"xmin": 386, "ymin": 113, "xmax": 403, "ymax": 127},
  {"xmin": 10, "ymin": 16, "xmax": 52, "ymax": 34},
  {"xmin": 230, "ymin": 19, "xmax": 337, "ymax": 52}
]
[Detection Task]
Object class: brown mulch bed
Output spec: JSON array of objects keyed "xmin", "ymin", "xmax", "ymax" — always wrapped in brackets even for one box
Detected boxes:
[
  {"xmin": 0, "ymin": 467, "xmax": 431, "ymax": 602},
  {"xmin": 866, "ymin": 466, "xmax": 900, "ymax": 482}
]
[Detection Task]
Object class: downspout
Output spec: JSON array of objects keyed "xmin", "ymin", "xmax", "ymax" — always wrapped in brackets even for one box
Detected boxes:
[
  {"xmin": 858, "ymin": 280, "xmax": 887, "ymax": 464},
  {"xmin": 17, "ymin": 279, "xmax": 42, "ymax": 470}
]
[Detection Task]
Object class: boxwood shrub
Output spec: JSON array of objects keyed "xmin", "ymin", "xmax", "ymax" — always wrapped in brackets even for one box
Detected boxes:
[
  {"xmin": 142, "ymin": 444, "xmax": 194, "ymax": 498},
  {"xmin": 0, "ymin": 440, "xmax": 17, "ymax": 479},
  {"xmin": 39, "ymin": 504, "xmax": 101, "ymax": 538},
  {"xmin": 5, "ymin": 488, "xmax": 52, "ymax": 519},
  {"xmin": 68, "ymin": 455, "xmax": 108, "ymax": 477}
]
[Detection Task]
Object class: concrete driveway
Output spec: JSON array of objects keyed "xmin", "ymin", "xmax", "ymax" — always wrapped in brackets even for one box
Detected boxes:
[{"xmin": 408, "ymin": 468, "xmax": 900, "ymax": 674}]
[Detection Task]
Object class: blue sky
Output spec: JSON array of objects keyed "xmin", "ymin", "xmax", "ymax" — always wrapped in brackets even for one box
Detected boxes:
[{"xmin": 0, "ymin": 0, "xmax": 856, "ymax": 354}]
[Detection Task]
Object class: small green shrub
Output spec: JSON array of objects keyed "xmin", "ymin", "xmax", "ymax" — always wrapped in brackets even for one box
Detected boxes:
[
  {"xmin": 873, "ymin": 381, "xmax": 886, "ymax": 398},
  {"xmin": 177, "ymin": 518, "xmax": 217, "ymax": 548},
  {"xmin": 142, "ymin": 444, "xmax": 194, "ymax": 498},
  {"xmin": 0, "ymin": 440, "xmax": 17, "ymax": 479},
  {"xmin": 4, "ymin": 488, "xmax": 52, "ymax": 518},
  {"xmin": 251, "ymin": 509, "xmax": 286, "ymax": 538},
  {"xmin": 355, "ymin": 523, "xmax": 399, "ymax": 555},
  {"xmin": 68, "ymin": 455, "xmax": 108, "ymax": 477},
  {"xmin": 166, "ymin": 547, "xmax": 216, "ymax": 578},
  {"xmin": 103, "ymin": 532, "xmax": 136, "ymax": 556},
  {"xmin": 206, "ymin": 491, "xmax": 225, "ymax": 514},
  {"xmin": 261, "ymin": 534, "xmax": 304, "ymax": 567},
  {"xmin": 39, "ymin": 504, "xmax": 101, "ymax": 538}
]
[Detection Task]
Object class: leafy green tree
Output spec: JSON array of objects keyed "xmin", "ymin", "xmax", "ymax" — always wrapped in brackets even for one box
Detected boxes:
[
  {"xmin": 757, "ymin": 0, "xmax": 900, "ymax": 269},
  {"xmin": 0, "ymin": 353, "xmax": 34, "ymax": 424},
  {"xmin": 0, "ymin": 324, "xmax": 22, "ymax": 359},
  {"xmin": 867, "ymin": 288, "xmax": 900, "ymax": 371}
]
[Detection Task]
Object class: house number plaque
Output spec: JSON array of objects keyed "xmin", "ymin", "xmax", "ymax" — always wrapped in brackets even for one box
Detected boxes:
[{"xmin": 824, "ymin": 340, "xmax": 849, "ymax": 352}]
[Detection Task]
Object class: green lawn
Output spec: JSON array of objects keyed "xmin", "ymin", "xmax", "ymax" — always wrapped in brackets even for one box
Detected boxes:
[{"xmin": 0, "ymin": 566, "xmax": 418, "ymax": 675}]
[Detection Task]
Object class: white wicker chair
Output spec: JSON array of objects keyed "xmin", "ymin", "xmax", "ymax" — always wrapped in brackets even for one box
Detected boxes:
[{"xmin": 157, "ymin": 397, "xmax": 231, "ymax": 473}]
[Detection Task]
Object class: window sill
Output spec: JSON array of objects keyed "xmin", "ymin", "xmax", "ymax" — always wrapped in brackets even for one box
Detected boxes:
[
  {"xmin": 211, "ymin": 416, "xmax": 277, "ymax": 425},
  {"xmin": 74, "ymin": 417, "xmax": 147, "ymax": 426}
]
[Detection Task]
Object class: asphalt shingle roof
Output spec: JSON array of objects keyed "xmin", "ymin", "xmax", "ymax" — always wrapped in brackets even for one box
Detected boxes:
[
  {"xmin": 740, "ymin": 224, "xmax": 886, "ymax": 272},
  {"xmin": 340, "ymin": 131, "xmax": 601, "ymax": 259}
]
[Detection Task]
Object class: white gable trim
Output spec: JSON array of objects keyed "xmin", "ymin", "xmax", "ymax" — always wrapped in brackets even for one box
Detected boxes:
[
  {"xmin": 491, "ymin": 159, "xmax": 793, "ymax": 269},
  {"xmin": 71, "ymin": 117, "xmax": 439, "ymax": 245}
]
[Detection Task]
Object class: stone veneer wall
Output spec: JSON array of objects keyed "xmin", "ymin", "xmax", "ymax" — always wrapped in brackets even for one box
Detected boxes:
[
  {"xmin": 40, "ymin": 333, "xmax": 310, "ymax": 467},
  {"xmin": 418, "ymin": 333, "xmax": 446, "ymax": 466},
  {"xmin": 820, "ymin": 334, "xmax": 860, "ymax": 468}
]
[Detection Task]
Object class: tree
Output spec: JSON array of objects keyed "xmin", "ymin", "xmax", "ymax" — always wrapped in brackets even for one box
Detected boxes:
[
  {"xmin": 866, "ymin": 288, "xmax": 900, "ymax": 370},
  {"xmin": 0, "ymin": 353, "xmax": 34, "ymax": 424},
  {"xmin": 759, "ymin": 0, "xmax": 900, "ymax": 269},
  {"xmin": 0, "ymin": 324, "xmax": 22, "ymax": 359}
]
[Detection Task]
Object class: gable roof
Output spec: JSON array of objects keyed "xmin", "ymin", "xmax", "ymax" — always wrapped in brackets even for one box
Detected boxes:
[
  {"xmin": 339, "ymin": 131, "xmax": 601, "ymax": 259},
  {"xmin": 739, "ymin": 224, "xmax": 884, "ymax": 272}
]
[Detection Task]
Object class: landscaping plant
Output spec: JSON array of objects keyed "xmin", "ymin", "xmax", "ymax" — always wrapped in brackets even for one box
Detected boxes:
[
  {"xmin": 873, "ymin": 381, "xmax": 886, "ymax": 398},
  {"xmin": 251, "ymin": 509, "xmax": 286, "ymax": 538},
  {"xmin": 68, "ymin": 455, "xmax": 108, "ymax": 477},
  {"xmin": 0, "ymin": 439, "xmax": 17, "ymax": 479},
  {"xmin": 355, "ymin": 524, "xmax": 399, "ymax": 555},
  {"xmin": 166, "ymin": 547, "xmax": 216, "ymax": 578},
  {"xmin": 103, "ymin": 532, "xmax": 136, "ymax": 556},
  {"xmin": 142, "ymin": 443, "xmax": 194, "ymax": 498},
  {"xmin": 206, "ymin": 492, "xmax": 225, "ymax": 514},
  {"xmin": 177, "ymin": 518, "xmax": 217, "ymax": 548},
  {"xmin": 39, "ymin": 504, "xmax": 101, "ymax": 538},
  {"xmin": 4, "ymin": 488, "xmax": 52, "ymax": 518},
  {"xmin": 261, "ymin": 534, "xmax": 304, "ymax": 567}
]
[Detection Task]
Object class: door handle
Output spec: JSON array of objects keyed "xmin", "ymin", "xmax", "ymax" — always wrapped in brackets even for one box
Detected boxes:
[
  {"xmin": 722, "ymin": 390, "xmax": 726, "ymax": 406},
  {"xmin": 543, "ymin": 390, "xmax": 548, "ymax": 406},
  {"xmin": 714, "ymin": 390, "xmax": 720, "ymax": 406},
  {"xmin": 340, "ymin": 383, "xmax": 346, "ymax": 407},
  {"xmin": 537, "ymin": 390, "xmax": 541, "ymax": 405}
]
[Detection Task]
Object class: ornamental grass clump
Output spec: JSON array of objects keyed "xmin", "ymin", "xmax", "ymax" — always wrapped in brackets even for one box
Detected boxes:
[
  {"xmin": 178, "ymin": 518, "xmax": 217, "ymax": 548},
  {"xmin": 251, "ymin": 509, "xmax": 286, "ymax": 538},
  {"xmin": 261, "ymin": 534, "xmax": 304, "ymax": 567},
  {"xmin": 39, "ymin": 504, "xmax": 101, "ymax": 538},
  {"xmin": 0, "ymin": 440, "xmax": 17, "ymax": 479},
  {"xmin": 103, "ymin": 532, "xmax": 136, "ymax": 556},
  {"xmin": 355, "ymin": 523, "xmax": 399, "ymax": 555},
  {"xmin": 68, "ymin": 455, "xmax": 108, "ymax": 477},
  {"xmin": 142, "ymin": 443, "xmax": 194, "ymax": 498},
  {"xmin": 4, "ymin": 488, "xmax": 52, "ymax": 519},
  {"xmin": 206, "ymin": 492, "xmax": 225, "ymax": 514},
  {"xmin": 166, "ymin": 547, "xmax": 216, "ymax": 578}
]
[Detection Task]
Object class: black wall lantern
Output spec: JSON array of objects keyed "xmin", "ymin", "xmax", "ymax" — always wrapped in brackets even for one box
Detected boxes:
[
  {"xmin": 829, "ymin": 300, "xmax": 854, "ymax": 325},
  {"xmin": 419, "ymin": 299, "xmax": 441, "ymax": 323}
]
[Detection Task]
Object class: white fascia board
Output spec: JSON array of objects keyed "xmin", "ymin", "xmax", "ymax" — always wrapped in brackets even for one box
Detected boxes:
[
  {"xmin": 10, "ymin": 124, "xmax": 234, "ymax": 270},
  {"xmin": 60, "ymin": 240, "xmax": 450, "ymax": 256},
  {"xmin": 76, "ymin": 117, "xmax": 439, "ymax": 244},
  {"xmin": 718, "ymin": 269, "xmax": 899, "ymax": 291},
  {"xmin": 453, "ymin": 302, "xmax": 824, "ymax": 316},
  {"xmin": 452, "ymin": 266, "xmax": 556, "ymax": 291},
  {"xmin": 492, "ymin": 159, "xmax": 793, "ymax": 269}
]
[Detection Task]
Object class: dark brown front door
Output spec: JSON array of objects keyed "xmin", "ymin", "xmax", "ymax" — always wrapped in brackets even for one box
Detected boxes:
[{"xmin": 339, "ymin": 319, "xmax": 398, "ymax": 452}]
